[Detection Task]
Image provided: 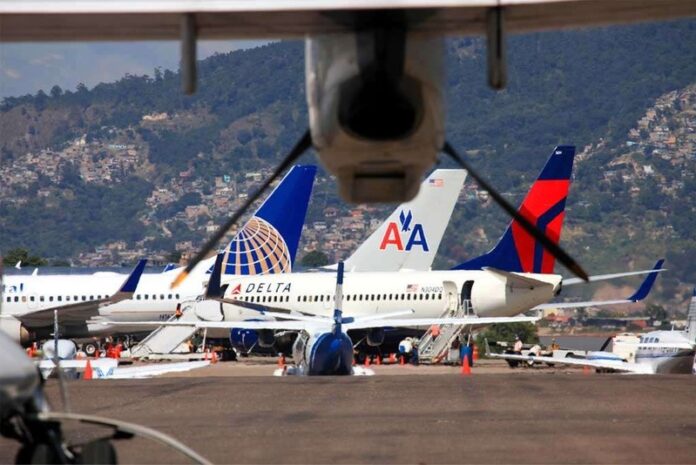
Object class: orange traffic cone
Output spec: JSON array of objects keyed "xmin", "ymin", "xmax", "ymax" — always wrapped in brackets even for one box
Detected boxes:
[
  {"xmin": 211, "ymin": 351, "xmax": 219, "ymax": 364},
  {"xmin": 376, "ymin": 355, "xmax": 382, "ymax": 365},
  {"xmin": 473, "ymin": 345, "xmax": 479, "ymax": 362},
  {"xmin": 389, "ymin": 353, "xmax": 396, "ymax": 364},
  {"xmin": 583, "ymin": 365, "xmax": 591, "ymax": 375},
  {"xmin": 278, "ymin": 354, "xmax": 286, "ymax": 368},
  {"xmin": 461, "ymin": 355, "xmax": 471, "ymax": 376},
  {"xmin": 399, "ymin": 355, "xmax": 405, "ymax": 365},
  {"xmin": 84, "ymin": 359, "xmax": 93, "ymax": 380},
  {"xmin": 364, "ymin": 356, "xmax": 371, "ymax": 367}
]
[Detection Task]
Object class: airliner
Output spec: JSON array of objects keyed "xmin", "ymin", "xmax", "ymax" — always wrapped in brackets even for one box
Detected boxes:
[
  {"xmin": 0, "ymin": 165, "xmax": 318, "ymax": 345},
  {"xmin": 128, "ymin": 147, "xmax": 665, "ymax": 354},
  {"xmin": 0, "ymin": 165, "xmax": 467, "ymax": 346},
  {"xmin": 488, "ymin": 288, "xmax": 696, "ymax": 375},
  {"xmin": 117, "ymin": 259, "xmax": 541, "ymax": 376}
]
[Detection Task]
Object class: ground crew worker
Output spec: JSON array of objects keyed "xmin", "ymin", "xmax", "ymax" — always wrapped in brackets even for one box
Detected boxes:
[
  {"xmin": 175, "ymin": 303, "xmax": 183, "ymax": 319},
  {"xmin": 431, "ymin": 324, "xmax": 440, "ymax": 340},
  {"xmin": 513, "ymin": 335, "xmax": 523, "ymax": 354}
]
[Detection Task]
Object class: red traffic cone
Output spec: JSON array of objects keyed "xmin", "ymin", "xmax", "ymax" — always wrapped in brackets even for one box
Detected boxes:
[
  {"xmin": 461, "ymin": 355, "xmax": 471, "ymax": 376},
  {"xmin": 84, "ymin": 359, "xmax": 93, "ymax": 380}
]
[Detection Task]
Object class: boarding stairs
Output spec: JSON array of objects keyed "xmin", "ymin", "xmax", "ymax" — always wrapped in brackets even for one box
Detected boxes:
[
  {"xmin": 129, "ymin": 303, "xmax": 200, "ymax": 358},
  {"xmin": 417, "ymin": 299, "xmax": 473, "ymax": 364}
]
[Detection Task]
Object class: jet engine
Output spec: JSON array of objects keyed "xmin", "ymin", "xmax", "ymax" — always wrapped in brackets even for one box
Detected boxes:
[
  {"xmin": 0, "ymin": 318, "xmax": 31, "ymax": 346},
  {"xmin": 257, "ymin": 329, "xmax": 276, "ymax": 348},
  {"xmin": 306, "ymin": 28, "xmax": 444, "ymax": 203},
  {"xmin": 366, "ymin": 328, "xmax": 386, "ymax": 347}
]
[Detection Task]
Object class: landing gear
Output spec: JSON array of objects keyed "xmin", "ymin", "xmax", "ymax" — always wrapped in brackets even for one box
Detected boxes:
[
  {"xmin": 83, "ymin": 342, "xmax": 98, "ymax": 357},
  {"xmin": 79, "ymin": 439, "xmax": 117, "ymax": 464}
]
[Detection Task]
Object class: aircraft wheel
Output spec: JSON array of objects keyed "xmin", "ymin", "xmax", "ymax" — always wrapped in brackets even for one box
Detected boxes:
[
  {"xmin": 79, "ymin": 439, "xmax": 117, "ymax": 464},
  {"xmin": 84, "ymin": 343, "xmax": 98, "ymax": 357},
  {"xmin": 16, "ymin": 443, "xmax": 58, "ymax": 464}
]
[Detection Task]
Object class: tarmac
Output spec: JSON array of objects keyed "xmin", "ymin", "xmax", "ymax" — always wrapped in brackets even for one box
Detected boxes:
[{"xmin": 2, "ymin": 359, "xmax": 696, "ymax": 464}]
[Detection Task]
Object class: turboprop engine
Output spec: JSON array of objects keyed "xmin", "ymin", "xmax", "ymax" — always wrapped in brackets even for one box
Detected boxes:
[{"xmin": 306, "ymin": 29, "xmax": 444, "ymax": 203}]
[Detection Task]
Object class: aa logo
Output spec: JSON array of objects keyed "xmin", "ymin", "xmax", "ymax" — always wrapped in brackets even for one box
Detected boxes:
[{"xmin": 379, "ymin": 210, "xmax": 429, "ymax": 251}]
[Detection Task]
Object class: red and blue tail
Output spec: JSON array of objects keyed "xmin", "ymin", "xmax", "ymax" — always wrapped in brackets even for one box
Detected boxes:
[{"xmin": 453, "ymin": 146, "xmax": 576, "ymax": 274}]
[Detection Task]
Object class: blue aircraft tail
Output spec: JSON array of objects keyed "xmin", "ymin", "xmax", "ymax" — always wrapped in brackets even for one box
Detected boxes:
[
  {"xmin": 454, "ymin": 146, "xmax": 576, "ymax": 274},
  {"xmin": 220, "ymin": 165, "xmax": 317, "ymax": 275}
]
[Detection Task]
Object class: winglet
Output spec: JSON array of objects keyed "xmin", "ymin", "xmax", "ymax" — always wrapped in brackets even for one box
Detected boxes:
[
  {"xmin": 205, "ymin": 253, "xmax": 225, "ymax": 300},
  {"xmin": 628, "ymin": 259, "xmax": 664, "ymax": 301},
  {"xmin": 120, "ymin": 259, "xmax": 147, "ymax": 294}
]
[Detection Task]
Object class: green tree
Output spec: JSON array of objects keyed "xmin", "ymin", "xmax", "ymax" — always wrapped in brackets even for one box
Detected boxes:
[
  {"xmin": 2, "ymin": 248, "xmax": 47, "ymax": 267},
  {"xmin": 301, "ymin": 250, "xmax": 329, "ymax": 268}
]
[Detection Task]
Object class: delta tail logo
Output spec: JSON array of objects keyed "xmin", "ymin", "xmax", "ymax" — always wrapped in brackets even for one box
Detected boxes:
[
  {"xmin": 223, "ymin": 217, "xmax": 292, "ymax": 275},
  {"xmin": 379, "ymin": 210, "xmax": 429, "ymax": 252}
]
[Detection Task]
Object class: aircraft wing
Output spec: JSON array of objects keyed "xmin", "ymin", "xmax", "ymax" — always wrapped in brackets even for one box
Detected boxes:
[
  {"xmin": 1, "ymin": 1, "xmax": 694, "ymax": 41},
  {"xmin": 344, "ymin": 315, "xmax": 539, "ymax": 330},
  {"xmin": 107, "ymin": 361, "xmax": 210, "ymax": 379},
  {"xmin": 485, "ymin": 351, "xmax": 654, "ymax": 374},
  {"xmin": 16, "ymin": 259, "xmax": 147, "ymax": 328},
  {"xmin": 102, "ymin": 319, "xmax": 316, "ymax": 331},
  {"xmin": 536, "ymin": 259, "xmax": 663, "ymax": 310}
]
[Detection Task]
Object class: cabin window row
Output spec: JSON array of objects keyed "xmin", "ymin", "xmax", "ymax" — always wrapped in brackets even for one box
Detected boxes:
[
  {"xmin": 5, "ymin": 293, "xmax": 181, "ymax": 303},
  {"xmin": 230, "ymin": 293, "xmax": 443, "ymax": 304}
]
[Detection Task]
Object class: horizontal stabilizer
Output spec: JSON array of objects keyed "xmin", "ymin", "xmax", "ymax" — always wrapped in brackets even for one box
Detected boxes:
[
  {"xmin": 483, "ymin": 267, "xmax": 553, "ymax": 288},
  {"xmin": 538, "ymin": 259, "xmax": 664, "ymax": 310},
  {"xmin": 563, "ymin": 259, "xmax": 666, "ymax": 286}
]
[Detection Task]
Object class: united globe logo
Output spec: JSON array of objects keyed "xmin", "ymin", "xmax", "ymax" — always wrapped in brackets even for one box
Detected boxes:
[{"xmin": 222, "ymin": 217, "xmax": 292, "ymax": 275}]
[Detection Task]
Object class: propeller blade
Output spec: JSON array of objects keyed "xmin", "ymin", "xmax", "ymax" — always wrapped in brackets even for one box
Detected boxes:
[
  {"xmin": 171, "ymin": 131, "xmax": 312, "ymax": 288},
  {"xmin": 442, "ymin": 142, "xmax": 588, "ymax": 282}
]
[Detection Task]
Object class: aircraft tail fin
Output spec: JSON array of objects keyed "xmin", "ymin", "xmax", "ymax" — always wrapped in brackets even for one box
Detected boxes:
[
  {"xmin": 220, "ymin": 165, "xmax": 316, "ymax": 276},
  {"xmin": 453, "ymin": 146, "xmax": 575, "ymax": 274},
  {"xmin": 342, "ymin": 169, "xmax": 466, "ymax": 272}
]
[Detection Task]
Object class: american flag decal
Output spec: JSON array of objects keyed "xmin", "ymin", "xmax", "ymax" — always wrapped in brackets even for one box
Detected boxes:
[
  {"xmin": 406, "ymin": 284, "xmax": 419, "ymax": 292},
  {"xmin": 429, "ymin": 178, "xmax": 444, "ymax": 187}
]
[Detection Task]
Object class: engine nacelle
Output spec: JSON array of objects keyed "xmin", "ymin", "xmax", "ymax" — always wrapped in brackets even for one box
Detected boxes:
[
  {"xmin": 306, "ymin": 32, "xmax": 444, "ymax": 203},
  {"xmin": 0, "ymin": 317, "xmax": 32, "ymax": 346},
  {"xmin": 366, "ymin": 328, "xmax": 386, "ymax": 347},
  {"xmin": 257, "ymin": 329, "xmax": 276, "ymax": 348},
  {"xmin": 42, "ymin": 339, "xmax": 77, "ymax": 360}
]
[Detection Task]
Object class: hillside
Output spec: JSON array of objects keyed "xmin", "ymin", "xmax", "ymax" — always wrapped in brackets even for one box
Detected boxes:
[{"xmin": 1, "ymin": 20, "xmax": 695, "ymax": 309}]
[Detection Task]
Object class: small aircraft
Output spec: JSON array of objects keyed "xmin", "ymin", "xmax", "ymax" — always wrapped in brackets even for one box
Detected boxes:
[{"xmin": 486, "ymin": 288, "xmax": 696, "ymax": 375}]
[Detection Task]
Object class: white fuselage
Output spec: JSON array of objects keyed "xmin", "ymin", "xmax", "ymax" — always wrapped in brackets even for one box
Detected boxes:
[
  {"xmin": 633, "ymin": 330, "xmax": 696, "ymax": 374},
  {"xmin": 0, "ymin": 270, "xmax": 206, "ymax": 340},
  {"xmin": 219, "ymin": 269, "xmax": 562, "ymax": 321}
]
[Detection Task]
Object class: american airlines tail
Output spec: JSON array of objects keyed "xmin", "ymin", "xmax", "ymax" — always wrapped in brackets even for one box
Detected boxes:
[
  {"xmin": 342, "ymin": 169, "xmax": 467, "ymax": 272},
  {"xmin": 453, "ymin": 145, "xmax": 576, "ymax": 274}
]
